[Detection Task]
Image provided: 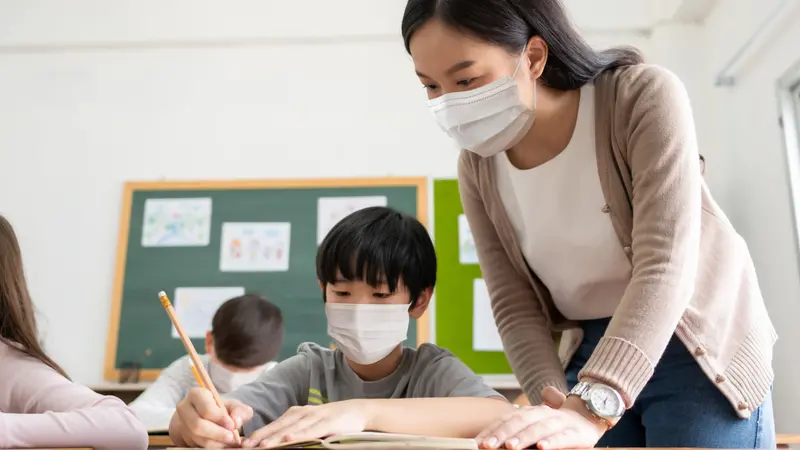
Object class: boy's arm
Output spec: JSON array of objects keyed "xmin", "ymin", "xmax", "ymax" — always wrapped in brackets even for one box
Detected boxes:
[
  {"xmin": 363, "ymin": 349, "xmax": 513, "ymax": 438},
  {"xmin": 364, "ymin": 397, "xmax": 513, "ymax": 439},
  {"xmin": 223, "ymin": 354, "xmax": 310, "ymax": 436}
]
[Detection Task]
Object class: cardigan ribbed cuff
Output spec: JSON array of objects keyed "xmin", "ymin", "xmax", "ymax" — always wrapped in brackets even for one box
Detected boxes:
[
  {"xmin": 578, "ymin": 336, "xmax": 654, "ymax": 407},
  {"xmin": 524, "ymin": 376, "xmax": 570, "ymax": 405}
]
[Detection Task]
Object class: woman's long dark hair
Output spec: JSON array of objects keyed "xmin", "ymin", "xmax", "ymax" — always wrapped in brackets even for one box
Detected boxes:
[
  {"xmin": 0, "ymin": 215, "xmax": 69, "ymax": 379},
  {"xmin": 401, "ymin": 0, "xmax": 643, "ymax": 90}
]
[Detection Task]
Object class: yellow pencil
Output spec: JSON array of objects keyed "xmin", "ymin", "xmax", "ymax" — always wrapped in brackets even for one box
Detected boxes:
[
  {"xmin": 158, "ymin": 290, "xmax": 241, "ymax": 445},
  {"xmin": 189, "ymin": 360, "xmax": 205, "ymax": 388}
]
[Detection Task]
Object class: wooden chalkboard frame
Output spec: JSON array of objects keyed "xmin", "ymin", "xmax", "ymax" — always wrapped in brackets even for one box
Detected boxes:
[{"xmin": 104, "ymin": 177, "xmax": 429, "ymax": 382}]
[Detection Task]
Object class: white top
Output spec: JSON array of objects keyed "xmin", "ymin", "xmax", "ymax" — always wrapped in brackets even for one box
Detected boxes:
[
  {"xmin": 494, "ymin": 84, "xmax": 632, "ymax": 320},
  {"xmin": 128, "ymin": 354, "xmax": 276, "ymax": 431}
]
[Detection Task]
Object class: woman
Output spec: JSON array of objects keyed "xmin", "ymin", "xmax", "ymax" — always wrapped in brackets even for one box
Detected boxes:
[
  {"xmin": 0, "ymin": 215, "xmax": 148, "ymax": 450},
  {"xmin": 401, "ymin": 0, "xmax": 776, "ymax": 448}
]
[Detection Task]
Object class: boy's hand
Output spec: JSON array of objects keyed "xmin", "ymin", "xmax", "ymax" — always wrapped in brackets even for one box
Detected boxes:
[
  {"xmin": 242, "ymin": 400, "xmax": 370, "ymax": 448},
  {"xmin": 169, "ymin": 387, "xmax": 253, "ymax": 448}
]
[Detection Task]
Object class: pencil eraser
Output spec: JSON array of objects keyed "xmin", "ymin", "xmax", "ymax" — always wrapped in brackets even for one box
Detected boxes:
[{"xmin": 158, "ymin": 290, "xmax": 166, "ymax": 297}]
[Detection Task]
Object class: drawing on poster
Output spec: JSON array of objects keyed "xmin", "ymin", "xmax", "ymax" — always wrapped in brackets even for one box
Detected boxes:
[
  {"xmin": 141, "ymin": 198, "xmax": 212, "ymax": 247},
  {"xmin": 316, "ymin": 196, "xmax": 388, "ymax": 244},
  {"xmin": 472, "ymin": 278, "xmax": 503, "ymax": 352},
  {"xmin": 172, "ymin": 286, "xmax": 246, "ymax": 338},
  {"xmin": 219, "ymin": 222, "xmax": 291, "ymax": 272},
  {"xmin": 458, "ymin": 214, "xmax": 478, "ymax": 264}
]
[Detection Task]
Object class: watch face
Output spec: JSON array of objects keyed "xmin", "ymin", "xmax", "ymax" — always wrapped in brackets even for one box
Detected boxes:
[{"xmin": 588, "ymin": 384, "xmax": 623, "ymax": 417}]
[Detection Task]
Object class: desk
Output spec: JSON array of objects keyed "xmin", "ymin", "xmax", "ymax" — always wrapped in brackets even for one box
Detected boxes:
[
  {"xmin": 149, "ymin": 434, "xmax": 174, "ymax": 448},
  {"xmin": 90, "ymin": 381, "xmax": 151, "ymax": 404}
]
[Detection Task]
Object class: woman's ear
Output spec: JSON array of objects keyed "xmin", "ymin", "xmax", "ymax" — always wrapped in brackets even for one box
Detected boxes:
[
  {"xmin": 525, "ymin": 35, "xmax": 548, "ymax": 79},
  {"xmin": 409, "ymin": 288, "xmax": 433, "ymax": 319}
]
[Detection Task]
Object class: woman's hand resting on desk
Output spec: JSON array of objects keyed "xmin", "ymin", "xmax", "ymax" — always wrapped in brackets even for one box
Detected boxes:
[
  {"xmin": 476, "ymin": 386, "xmax": 606, "ymax": 449},
  {"xmin": 169, "ymin": 387, "xmax": 253, "ymax": 448}
]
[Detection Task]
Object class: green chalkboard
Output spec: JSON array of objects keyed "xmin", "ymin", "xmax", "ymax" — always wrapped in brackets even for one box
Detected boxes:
[
  {"xmin": 105, "ymin": 178, "xmax": 429, "ymax": 381},
  {"xmin": 433, "ymin": 179, "xmax": 512, "ymax": 375}
]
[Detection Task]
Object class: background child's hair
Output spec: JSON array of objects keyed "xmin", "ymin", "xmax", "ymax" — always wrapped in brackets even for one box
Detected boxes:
[
  {"xmin": 211, "ymin": 293, "xmax": 284, "ymax": 368},
  {"xmin": 316, "ymin": 206, "xmax": 437, "ymax": 305},
  {"xmin": 0, "ymin": 215, "xmax": 69, "ymax": 379}
]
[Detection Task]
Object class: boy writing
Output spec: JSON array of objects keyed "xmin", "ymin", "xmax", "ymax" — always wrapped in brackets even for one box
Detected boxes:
[
  {"xmin": 169, "ymin": 206, "xmax": 514, "ymax": 448},
  {"xmin": 130, "ymin": 294, "xmax": 284, "ymax": 431}
]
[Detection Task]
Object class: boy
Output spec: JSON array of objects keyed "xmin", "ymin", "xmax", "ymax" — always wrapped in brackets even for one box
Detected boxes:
[
  {"xmin": 169, "ymin": 206, "xmax": 513, "ymax": 448},
  {"xmin": 130, "ymin": 294, "xmax": 284, "ymax": 431}
]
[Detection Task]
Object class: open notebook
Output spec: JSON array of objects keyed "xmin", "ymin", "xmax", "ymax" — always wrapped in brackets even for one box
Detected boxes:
[{"xmin": 169, "ymin": 431, "xmax": 477, "ymax": 449}]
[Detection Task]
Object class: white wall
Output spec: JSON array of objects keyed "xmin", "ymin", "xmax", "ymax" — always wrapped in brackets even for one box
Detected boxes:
[
  {"xmin": 0, "ymin": 1, "xmax": 652, "ymax": 385},
  {"xmin": 694, "ymin": 0, "xmax": 800, "ymax": 433}
]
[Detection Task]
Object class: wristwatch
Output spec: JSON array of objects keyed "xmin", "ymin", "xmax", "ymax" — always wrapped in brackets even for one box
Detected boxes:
[{"xmin": 568, "ymin": 381, "xmax": 625, "ymax": 428}]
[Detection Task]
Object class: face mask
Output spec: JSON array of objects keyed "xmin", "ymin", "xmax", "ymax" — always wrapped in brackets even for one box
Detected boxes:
[
  {"xmin": 427, "ymin": 52, "xmax": 536, "ymax": 158},
  {"xmin": 208, "ymin": 360, "xmax": 264, "ymax": 394},
  {"xmin": 326, "ymin": 303, "xmax": 410, "ymax": 365}
]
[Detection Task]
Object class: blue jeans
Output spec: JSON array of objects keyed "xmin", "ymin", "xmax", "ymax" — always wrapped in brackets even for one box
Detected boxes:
[{"xmin": 565, "ymin": 318, "xmax": 775, "ymax": 448}]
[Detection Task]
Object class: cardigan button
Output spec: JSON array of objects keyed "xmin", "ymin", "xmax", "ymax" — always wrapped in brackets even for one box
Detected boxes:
[
  {"xmin": 602, "ymin": 204, "xmax": 611, "ymax": 213},
  {"xmin": 715, "ymin": 374, "xmax": 726, "ymax": 383},
  {"xmin": 693, "ymin": 347, "xmax": 706, "ymax": 356},
  {"xmin": 623, "ymin": 246, "xmax": 632, "ymax": 254},
  {"xmin": 738, "ymin": 401, "xmax": 750, "ymax": 410}
]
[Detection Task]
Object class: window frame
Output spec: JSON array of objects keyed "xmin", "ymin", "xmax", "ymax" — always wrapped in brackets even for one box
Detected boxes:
[{"xmin": 777, "ymin": 60, "xmax": 800, "ymax": 263}]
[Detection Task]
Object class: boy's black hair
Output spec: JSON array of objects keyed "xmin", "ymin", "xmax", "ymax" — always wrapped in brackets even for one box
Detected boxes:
[
  {"xmin": 211, "ymin": 294, "xmax": 284, "ymax": 368},
  {"xmin": 316, "ymin": 206, "xmax": 437, "ymax": 305}
]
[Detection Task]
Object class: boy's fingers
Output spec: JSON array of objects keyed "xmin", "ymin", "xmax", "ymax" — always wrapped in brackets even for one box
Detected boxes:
[
  {"xmin": 243, "ymin": 407, "xmax": 309, "ymax": 447},
  {"xmin": 188, "ymin": 388, "xmax": 228, "ymax": 423},
  {"xmin": 227, "ymin": 401, "xmax": 254, "ymax": 427},
  {"xmin": 176, "ymin": 400, "xmax": 238, "ymax": 446}
]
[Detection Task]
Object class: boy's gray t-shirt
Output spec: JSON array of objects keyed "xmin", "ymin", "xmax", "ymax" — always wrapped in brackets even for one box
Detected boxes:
[{"xmin": 226, "ymin": 342, "xmax": 502, "ymax": 434}]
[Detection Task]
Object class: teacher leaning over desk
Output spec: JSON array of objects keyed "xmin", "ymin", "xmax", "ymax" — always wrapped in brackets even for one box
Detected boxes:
[{"xmin": 401, "ymin": 0, "xmax": 777, "ymax": 448}]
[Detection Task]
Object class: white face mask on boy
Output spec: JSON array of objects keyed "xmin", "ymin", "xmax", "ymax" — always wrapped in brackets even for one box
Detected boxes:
[
  {"xmin": 427, "ymin": 51, "xmax": 536, "ymax": 158},
  {"xmin": 208, "ymin": 360, "xmax": 265, "ymax": 394},
  {"xmin": 326, "ymin": 303, "xmax": 410, "ymax": 365}
]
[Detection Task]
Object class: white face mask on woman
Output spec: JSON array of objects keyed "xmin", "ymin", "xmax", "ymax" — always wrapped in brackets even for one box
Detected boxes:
[
  {"xmin": 427, "ymin": 52, "xmax": 536, "ymax": 158},
  {"xmin": 326, "ymin": 303, "xmax": 410, "ymax": 365},
  {"xmin": 208, "ymin": 360, "xmax": 264, "ymax": 394}
]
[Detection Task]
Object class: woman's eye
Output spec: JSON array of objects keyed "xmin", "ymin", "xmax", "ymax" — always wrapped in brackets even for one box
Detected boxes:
[{"xmin": 423, "ymin": 84, "xmax": 438, "ymax": 91}]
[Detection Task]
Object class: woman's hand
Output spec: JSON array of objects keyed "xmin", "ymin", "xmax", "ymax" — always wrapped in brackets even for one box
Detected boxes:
[
  {"xmin": 476, "ymin": 388, "xmax": 605, "ymax": 449},
  {"xmin": 242, "ymin": 400, "xmax": 370, "ymax": 448}
]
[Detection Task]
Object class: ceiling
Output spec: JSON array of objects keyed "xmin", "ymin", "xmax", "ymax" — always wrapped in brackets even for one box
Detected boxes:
[{"xmin": 566, "ymin": 0, "xmax": 720, "ymax": 33}]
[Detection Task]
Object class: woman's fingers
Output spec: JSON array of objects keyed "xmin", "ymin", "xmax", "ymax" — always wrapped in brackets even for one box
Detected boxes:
[
  {"xmin": 536, "ymin": 427, "xmax": 581, "ymax": 450},
  {"xmin": 477, "ymin": 406, "xmax": 560, "ymax": 449},
  {"xmin": 541, "ymin": 386, "xmax": 566, "ymax": 409},
  {"xmin": 505, "ymin": 416, "xmax": 567, "ymax": 450}
]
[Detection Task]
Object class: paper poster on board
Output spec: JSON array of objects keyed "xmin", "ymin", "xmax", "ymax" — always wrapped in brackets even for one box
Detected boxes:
[
  {"xmin": 472, "ymin": 278, "xmax": 503, "ymax": 352},
  {"xmin": 458, "ymin": 214, "xmax": 479, "ymax": 264},
  {"xmin": 219, "ymin": 222, "xmax": 291, "ymax": 272},
  {"xmin": 317, "ymin": 196, "xmax": 388, "ymax": 244},
  {"xmin": 172, "ymin": 286, "xmax": 246, "ymax": 338},
  {"xmin": 141, "ymin": 198, "xmax": 212, "ymax": 247}
]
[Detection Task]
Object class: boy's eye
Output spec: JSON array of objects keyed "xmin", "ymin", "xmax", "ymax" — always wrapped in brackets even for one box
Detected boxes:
[
  {"xmin": 456, "ymin": 78, "xmax": 476, "ymax": 87},
  {"xmin": 332, "ymin": 290, "xmax": 350, "ymax": 297},
  {"xmin": 372, "ymin": 292, "xmax": 391, "ymax": 299}
]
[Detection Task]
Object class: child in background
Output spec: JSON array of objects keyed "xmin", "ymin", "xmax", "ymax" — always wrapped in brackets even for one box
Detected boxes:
[
  {"xmin": 130, "ymin": 294, "xmax": 284, "ymax": 431},
  {"xmin": 169, "ymin": 206, "xmax": 514, "ymax": 449},
  {"xmin": 0, "ymin": 215, "xmax": 148, "ymax": 450}
]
